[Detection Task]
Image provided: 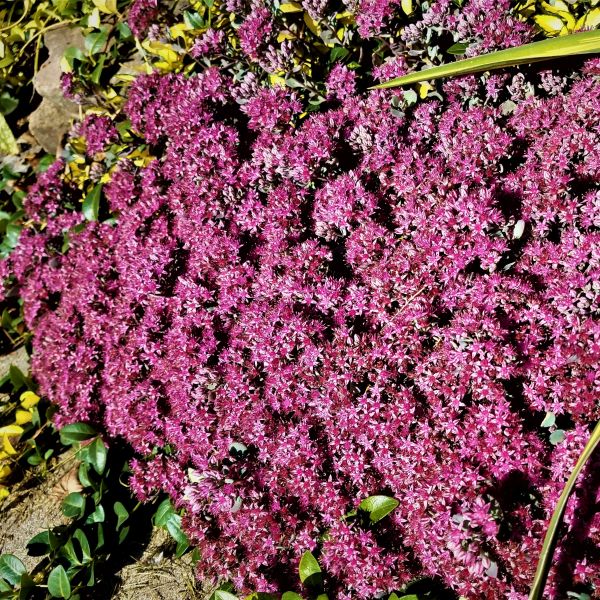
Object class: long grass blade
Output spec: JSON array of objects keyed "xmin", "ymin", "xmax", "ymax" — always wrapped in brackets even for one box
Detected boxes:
[
  {"xmin": 528, "ymin": 421, "xmax": 600, "ymax": 600},
  {"xmin": 372, "ymin": 29, "xmax": 600, "ymax": 89}
]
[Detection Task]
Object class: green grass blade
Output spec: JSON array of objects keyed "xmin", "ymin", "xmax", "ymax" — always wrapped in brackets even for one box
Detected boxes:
[
  {"xmin": 373, "ymin": 29, "xmax": 600, "ymax": 89},
  {"xmin": 528, "ymin": 421, "xmax": 600, "ymax": 600}
]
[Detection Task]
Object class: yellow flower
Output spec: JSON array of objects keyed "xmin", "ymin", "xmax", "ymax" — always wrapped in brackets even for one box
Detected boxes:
[
  {"xmin": 15, "ymin": 409, "xmax": 33, "ymax": 425},
  {"xmin": 20, "ymin": 390, "xmax": 40, "ymax": 409}
]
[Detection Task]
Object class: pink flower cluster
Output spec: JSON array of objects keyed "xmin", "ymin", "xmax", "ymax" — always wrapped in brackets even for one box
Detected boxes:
[{"xmin": 3, "ymin": 64, "xmax": 600, "ymax": 600}]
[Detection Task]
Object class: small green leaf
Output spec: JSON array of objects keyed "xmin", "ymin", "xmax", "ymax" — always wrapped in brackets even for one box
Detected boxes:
[
  {"xmin": 549, "ymin": 429, "xmax": 566, "ymax": 445},
  {"xmin": 299, "ymin": 550, "xmax": 322, "ymax": 587},
  {"xmin": 358, "ymin": 495, "xmax": 399, "ymax": 523},
  {"xmin": 447, "ymin": 42, "xmax": 469, "ymax": 55},
  {"xmin": 47, "ymin": 565, "xmax": 71, "ymax": 598},
  {"xmin": 113, "ymin": 502, "xmax": 129, "ymax": 530},
  {"xmin": 118, "ymin": 525, "xmax": 130, "ymax": 545},
  {"xmin": 82, "ymin": 184, "xmax": 102, "ymax": 221},
  {"xmin": 0, "ymin": 93, "xmax": 18, "ymax": 116},
  {"xmin": 0, "ymin": 554, "xmax": 27, "ymax": 586},
  {"xmin": 62, "ymin": 492, "xmax": 86, "ymax": 519},
  {"xmin": 541, "ymin": 412, "xmax": 556, "ymax": 428},
  {"xmin": 86, "ymin": 438, "xmax": 107, "ymax": 474},
  {"xmin": 8, "ymin": 365, "xmax": 26, "ymax": 390},
  {"xmin": 59, "ymin": 423, "xmax": 97, "ymax": 445},
  {"xmin": 281, "ymin": 594, "xmax": 302, "ymax": 600},
  {"xmin": 85, "ymin": 504, "xmax": 105, "ymax": 524}
]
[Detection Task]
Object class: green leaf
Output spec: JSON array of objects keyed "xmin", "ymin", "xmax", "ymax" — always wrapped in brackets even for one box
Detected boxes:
[
  {"xmin": 86, "ymin": 438, "xmax": 107, "ymax": 474},
  {"xmin": 118, "ymin": 525, "xmax": 130, "ymax": 544},
  {"xmin": 84, "ymin": 28, "xmax": 109, "ymax": 55},
  {"xmin": 62, "ymin": 493, "xmax": 86, "ymax": 519},
  {"xmin": 549, "ymin": 429, "xmax": 566, "ymax": 445},
  {"xmin": 541, "ymin": 412, "xmax": 556, "ymax": 428},
  {"xmin": 281, "ymin": 594, "xmax": 302, "ymax": 600},
  {"xmin": 59, "ymin": 539, "xmax": 81, "ymax": 566},
  {"xmin": 59, "ymin": 423, "xmax": 96, "ymax": 445},
  {"xmin": 447, "ymin": 42, "xmax": 469, "ymax": 55},
  {"xmin": 116, "ymin": 21, "xmax": 133, "ymax": 39},
  {"xmin": 47, "ymin": 565, "xmax": 71, "ymax": 598},
  {"xmin": 330, "ymin": 46, "xmax": 349, "ymax": 62},
  {"xmin": 37, "ymin": 154, "xmax": 55, "ymax": 173},
  {"xmin": 82, "ymin": 184, "xmax": 102, "ymax": 221},
  {"xmin": 113, "ymin": 502, "xmax": 129, "ymax": 530},
  {"xmin": 373, "ymin": 29, "xmax": 600, "ymax": 88},
  {"xmin": 153, "ymin": 498, "xmax": 175, "ymax": 527},
  {"xmin": 18, "ymin": 572, "xmax": 35, "ymax": 598},
  {"xmin": 95, "ymin": 524, "xmax": 105, "ymax": 550},
  {"xmin": 27, "ymin": 530, "xmax": 60, "ymax": 556},
  {"xmin": 528, "ymin": 421, "xmax": 600, "ymax": 600},
  {"xmin": 78, "ymin": 462, "xmax": 93, "ymax": 488},
  {"xmin": 0, "ymin": 113, "xmax": 18, "ymax": 155},
  {"xmin": 358, "ymin": 495, "xmax": 399, "ymax": 523},
  {"xmin": 8, "ymin": 365, "xmax": 26, "ymax": 390},
  {"xmin": 0, "ymin": 93, "xmax": 18, "ymax": 116},
  {"xmin": 166, "ymin": 514, "xmax": 188, "ymax": 545},
  {"xmin": 85, "ymin": 504, "xmax": 105, "ymax": 524},
  {"xmin": 73, "ymin": 530, "xmax": 91, "ymax": 563},
  {"xmin": 0, "ymin": 554, "xmax": 27, "ymax": 586},
  {"xmin": 299, "ymin": 550, "xmax": 322, "ymax": 587}
]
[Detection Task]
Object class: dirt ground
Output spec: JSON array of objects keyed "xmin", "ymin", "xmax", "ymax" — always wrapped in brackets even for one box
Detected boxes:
[
  {"xmin": 0, "ymin": 348, "xmax": 204, "ymax": 599},
  {"xmin": 0, "ymin": 449, "xmax": 204, "ymax": 599}
]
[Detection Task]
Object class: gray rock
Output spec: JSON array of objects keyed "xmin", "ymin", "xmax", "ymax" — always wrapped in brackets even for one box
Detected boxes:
[
  {"xmin": 29, "ymin": 97, "xmax": 79, "ymax": 154},
  {"xmin": 29, "ymin": 25, "xmax": 85, "ymax": 152}
]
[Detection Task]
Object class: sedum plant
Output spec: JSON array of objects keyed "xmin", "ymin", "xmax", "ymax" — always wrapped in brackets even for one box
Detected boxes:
[{"xmin": 2, "ymin": 52, "xmax": 600, "ymax": 599}]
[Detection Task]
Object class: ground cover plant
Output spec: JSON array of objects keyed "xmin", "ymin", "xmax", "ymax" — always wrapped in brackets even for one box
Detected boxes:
[{"xmin": 0, "ymin": 0, "xmax": 599, "ymax": 599}]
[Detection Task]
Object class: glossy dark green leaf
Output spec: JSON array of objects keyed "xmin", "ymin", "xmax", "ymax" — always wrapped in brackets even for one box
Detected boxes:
[
  {"xmin": 8, "ymin": 365, "xmax": 26, "ymax": 390},
  {"xmin": 47, "ymin": 565, "xmax": 71, "ymax": 598},
  {"xmin": 59, "ymin": 539, "xmax": 81, "ymax": 566},
  {"xmin": 73, "ymin": 530, "xmax": 91, "ymax": 563},
  {"xmin": 0, "ymin": 554, "xmax": 27, "ymax": 586},
  {"xmin": 82, "ymin": 184, "xmax": 102, "ymax": 221},
  {"xmin": 62, "ymin": 493, "xmax": 85, "ymax": 519},
  {"xmin": 118, "ymin": 525, "xmax": 130, "ymax": 545},
  {"xmin": 59, "ymin": 423, "xmax": 96, "ymax": 445},
  {"xmin": 113, "ymin": 502, "xmax": 129, "ymax": 530},
  {"xmin": 85, "ymin": 504, "xmax": 105, "ymax": 524},
  {"xmin": 447, "ymin": 42, "xmax": 469, "ymax": 55},
  {"xmin": 18, "ymin": 572, "xmax": 35, "ymax": 599},
  {"xmin": 153, "ymin": 498, "xmax": 175, "ymax": 527},
  {"xmin": 358, "ymin": 495, "xmax": 399, "ymax": 524},
  {"xmin": 299, "ymin": 550, "xmax": 322, "ymax": 588},
  {"xmin": 27, "ymin": 530, "xmax": 60, "ymax": 556},
  {"xmin": 86, "ymin": 438, "xmax": 107, "ymax": 474}
]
